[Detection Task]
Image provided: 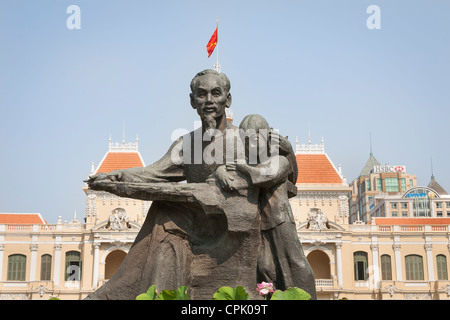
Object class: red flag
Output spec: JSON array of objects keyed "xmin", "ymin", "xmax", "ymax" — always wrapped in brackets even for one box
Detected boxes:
[{"xmin": 206, "ymin": 26, "xmax": 218, "ymax": 58}]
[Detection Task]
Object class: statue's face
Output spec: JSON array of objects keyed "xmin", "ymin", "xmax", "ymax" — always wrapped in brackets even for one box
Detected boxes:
[
  {"xmin": 242, "ymin": 129, "xmax": 269, "ymax": 163},
  {"xmin": 190, "ymin": 74, "xmax": 231, "ymax": 121}
]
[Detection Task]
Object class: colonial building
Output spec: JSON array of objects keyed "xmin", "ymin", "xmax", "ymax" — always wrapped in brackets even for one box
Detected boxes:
[
  {"xmin": 0, "ymin": 137, "xmax": 149, "ymax": 300},
  {"xmin": 293, "ymin": 140, "xmax": 450, "ymax": 300},
  {"xmin": 291, "ymin": 136, "xmax": 351, "ymax": 228},
  {"xmin": 290, "ymin": 137, "xmax": 352, "ymax": 298},
  {"xmin": 2, "ymin": 134, "xmax": 450, "ymax": 300}
]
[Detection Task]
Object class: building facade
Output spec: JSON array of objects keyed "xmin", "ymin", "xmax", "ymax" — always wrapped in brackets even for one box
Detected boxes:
[
  {"xmin": 0, "ymin": 138, "xmax": 150, "ymax": 300},
  {"xmin": 1, "ymin": 135, "xmax": 450, "ymax": 300},
  {"xmin": 349, "ymin": 152, "xmax": 418, "ymax": 223},
  {"xmin": 293, "ymin": 142, "xmax": 450, "ymax": 299}
]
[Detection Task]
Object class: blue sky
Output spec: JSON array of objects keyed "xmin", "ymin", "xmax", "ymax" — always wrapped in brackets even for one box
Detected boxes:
[{"xmin": 1, "ymin": 0, "xmax": 449, "ymax": 223}]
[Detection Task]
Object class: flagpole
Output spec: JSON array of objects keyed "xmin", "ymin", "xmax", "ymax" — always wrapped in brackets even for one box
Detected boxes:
[
  {"xmin": 216, "ymin": 35, "xmax": 219, "ymax": 70},
  {"xmin": 214, "ymin": 17, "xmax": 221, "ymax": 73}
]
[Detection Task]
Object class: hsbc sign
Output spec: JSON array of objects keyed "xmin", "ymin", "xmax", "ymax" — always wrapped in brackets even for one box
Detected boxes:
[{"xmin": 372, "ymin": 165, "xmax": 406, "ymax": 174}]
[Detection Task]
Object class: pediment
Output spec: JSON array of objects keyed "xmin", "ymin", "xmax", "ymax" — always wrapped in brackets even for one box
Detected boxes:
[
  {"xmin": 91, "ymin": 219, "xmax": 141, "ymax": 231},
  {"xmin": 296, "ymin": 220, "xmax": 344, "ymax": 231}
]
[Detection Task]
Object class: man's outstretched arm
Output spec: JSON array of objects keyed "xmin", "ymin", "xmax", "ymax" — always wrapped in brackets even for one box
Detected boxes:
[{"xmin": 85, "ymin": 137, "xmax": 185, "ymax": 185}]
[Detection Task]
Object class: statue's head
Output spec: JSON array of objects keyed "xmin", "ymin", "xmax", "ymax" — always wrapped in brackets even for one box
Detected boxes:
[
  {"xmin": 239, "ymin": 114, "xmax": 270, "ymax": 132},
  {"xmin": 238, "ymin": 114, "xmax": 272, "ymax": 161},
  {"xmin": 190, "ymin": 70, "xmax": 232, "ymax": 128}
]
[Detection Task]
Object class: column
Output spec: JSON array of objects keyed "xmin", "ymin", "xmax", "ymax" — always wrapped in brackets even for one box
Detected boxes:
[
  {"xmin": 0, "ymin": 244, "xmax": 4, "ymax": 281},
  {"xmin": 29, "ymin": 244, "xmax": 38, "ymax": 281},
  {"xmin": 393, "ymin": 244, "xmax": 402, "ymax": 281},
  {"xmin": 53, "ymin": 244, "xmax": 62, "ymax": 288},
  {"xmin": 92, "ymin": 242, "xmax": 100, "ymax": 288},
  {"xmin": 425, "ymin": 244, "xmax": 434, "ymax": 281},
  {"xmin": 335, "ymin": 243, "xmax": 343, "ymax": 288},
  {"xmin": 371, "ymin": 243, "xmax": 380, "ymax": 289}
]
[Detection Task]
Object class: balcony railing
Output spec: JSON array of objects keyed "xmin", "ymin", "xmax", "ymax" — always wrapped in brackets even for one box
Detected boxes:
[
  {"xmin": 315, "ymin": 279, "xmax": 333, "ymax": 287},
  {"xmin": 377, "ymin": 225, "xmax": 448, "ymax": 232},
  {"xmin": 400, "ymin": 226, "xmax": 423, "ymax": 232},
  {"xmin": 6, "ymin": 224, "xmax": 32, "ymax": 231},
  {"xmin": 432, "ymin": 225, "xmax": 447, "ymax": 231},
  {"xmin": 1, "ymin": 224, "xmax": 71, "ymax": 232}
]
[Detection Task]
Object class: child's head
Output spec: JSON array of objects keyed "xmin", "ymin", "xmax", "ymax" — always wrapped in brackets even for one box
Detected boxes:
[
  {"xmin": 239, "ymin": 114, "xmax": 270, "ymax": 132},
  {"xmin": 239, "ymin": 114, "xmax": 272, "ymax": 162}
]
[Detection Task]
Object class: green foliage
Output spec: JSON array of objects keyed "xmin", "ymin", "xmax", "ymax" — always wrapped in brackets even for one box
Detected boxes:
[
  {"xmin": 48, "ymin": 297, "xmax": 60, "ymax": 300},
  {"xmin": 136, "ymin": 284, "xmax": 311, "ymax": 300},
  {"xmin": 157, "ymin": 285, "xmax": 189, "ymax": 300},
  {"xmin": 212, "ymin": 286, "xmax": 249, "ymax": 300},
  {"xmin": 136, "ymin": 285, "xmax": 158, "ymax": 300},
  {"xmin": 270, "ymin": 287, "xmax": 311, "ymax": 300},
  {"xmin": 136, "ymin": 285, "xmax": 188, "ymax": 300}
]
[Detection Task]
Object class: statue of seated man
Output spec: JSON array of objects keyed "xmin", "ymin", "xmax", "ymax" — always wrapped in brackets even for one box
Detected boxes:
[
  {"xmin": 84, "ymin": 70, "xmax": 316, "ymax": 300},
  {"xmin": 85, "ymin": 70, "xmax": 261, "ymax": 300}
]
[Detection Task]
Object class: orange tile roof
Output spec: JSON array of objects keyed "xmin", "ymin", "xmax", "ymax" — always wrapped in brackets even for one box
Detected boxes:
[
  {"xmin": 0, "ymin": 213, "xmax": 46, "ymax": 224},
  {"xmin": 374, "ymin": 217, "xmax": 450, "ymax": 225},
  {"xmin": 95, "ymin": 152, "xmax": 144, "ymax": 174},
  {"xmin": 296, "ymin": 154, "xmax": 343, "ymax": 184}
]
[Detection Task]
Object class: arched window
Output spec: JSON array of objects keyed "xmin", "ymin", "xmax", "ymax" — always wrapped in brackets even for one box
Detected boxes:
[
  {"xmin": 306, "ymin": 250, "xmax": 331, "ymax": 280},
  {"xmin": 65, "ymin": 251, "xmax": 82, "ymax": 281},
  {"xmin": 7, "ymin": 254, "xmax": 26, "ymax": 281},
  {"xmin": 40, "ymin": 254, "xmax": 52, "ymax": 281},
  {"xmin": 353, "ymin": 251, "xmax": 368, "ymax": 281},
  {"xmin": 105, "ymin": 250, "xmax": 127, "ymax": 280},
  {"xmin": 380, "ymin": 254, "xmax": 392, "ymax": 280},
  {"xmin": 405, "ymin": 255, "xmax": 424, "ymax": 280},
  {"xmin": 437, "ymin": 255, "xmax": 448, "ymax": 280}
]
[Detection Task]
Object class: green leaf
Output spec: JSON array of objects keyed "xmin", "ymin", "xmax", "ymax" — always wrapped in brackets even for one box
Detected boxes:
[
  {"xmin": 270, "ymin": 287, "xmax": 311, "ymax": 300},
  {"xmin": 136, "ymin": 285, "xmax": 158, "ymax": 300},
  {"xmin": 157, "ymin": 285, "xmax": 189, "ymax": 300},
  {"xmin": 212, "ymin": 286, "xmax": 249, "ymax": 300}
]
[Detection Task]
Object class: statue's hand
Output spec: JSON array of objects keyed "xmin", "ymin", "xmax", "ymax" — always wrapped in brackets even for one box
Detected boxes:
[
  {"xmin": 227, "ymin": 161, "xmax": 253, "ymax": 177},
  {"xmin": 235, "ymin": 162, "xmax": 251, "ymax": 175},
  {"xmin": 84, "ymin": 170, "xmax": 123, "ymax": 185},
  {"xmin": 212, "ymin": 166, "xmax": 236, "ymax": 192}
]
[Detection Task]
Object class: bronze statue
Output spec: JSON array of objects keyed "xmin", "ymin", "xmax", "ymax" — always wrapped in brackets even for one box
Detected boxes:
[
  {"xmin": 230, "ymin": 114, "xmax": 316, "ymax": 299},
  {"xmin": 84, "ymin": 70, "xmax": 316, "ymax": 300}
]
